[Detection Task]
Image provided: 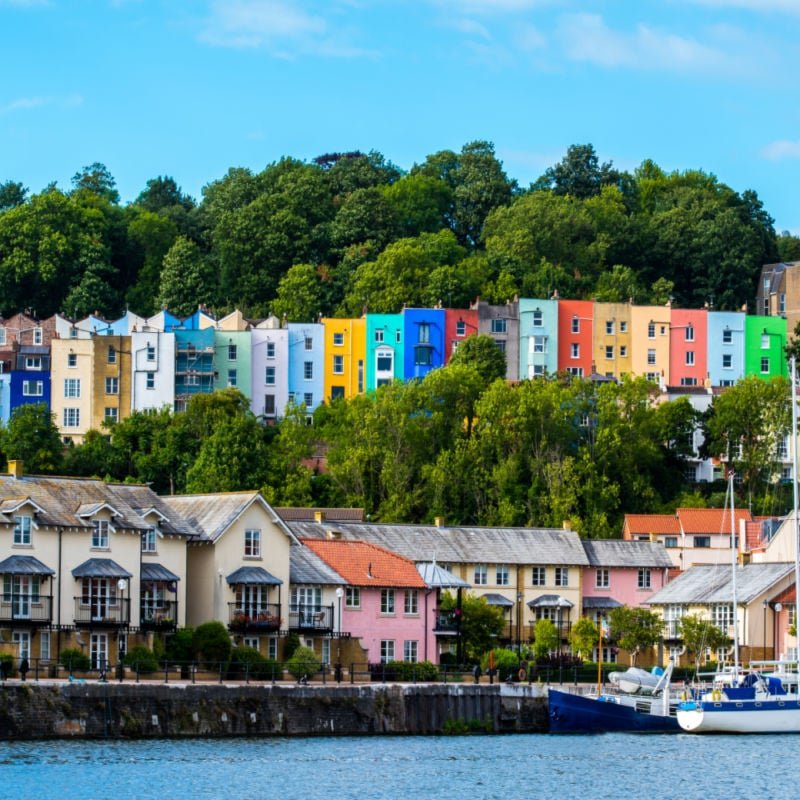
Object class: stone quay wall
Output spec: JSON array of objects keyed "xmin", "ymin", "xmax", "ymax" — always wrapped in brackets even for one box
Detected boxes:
[{"xmin": 0, "ymin": 682, "xmax": 549, "ymax": 739}]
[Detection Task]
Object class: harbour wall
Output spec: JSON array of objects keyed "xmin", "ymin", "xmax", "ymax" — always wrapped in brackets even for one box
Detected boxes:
[{"xmin": 0, "ymin": 682, "xmax": 549, "ymax": 739}]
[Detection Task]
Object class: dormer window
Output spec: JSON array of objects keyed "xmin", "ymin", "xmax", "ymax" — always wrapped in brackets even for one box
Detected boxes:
[
  {"xmin": 13, "ymin": 515, "xmax": 31, "ymax": 545},
  {"xmin": 92, "ymin": 520, "xmax": 110, "ymax": 549}
]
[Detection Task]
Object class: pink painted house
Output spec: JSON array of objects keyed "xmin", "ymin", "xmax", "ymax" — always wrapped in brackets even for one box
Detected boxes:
[
  {"xmin": 301, "ymin": 538, "xmax": 434, "ymax": 665},
  {"xmin": 668, "ymin": 308, "xmax": 708, "ymax": 388}
]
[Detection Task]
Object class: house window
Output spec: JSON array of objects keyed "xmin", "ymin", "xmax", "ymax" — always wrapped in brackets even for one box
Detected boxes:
[
  {"xmin": 380, "ymin": 589, "xmax": 395, "ymax": 614},
  {"xmin": 647, "ymin": 349, "xmax": 656, "ymax": 366},
  {"xmin": 403, "ymin": 640, "xmax": 418, "ymax": 663},
  {"xmin": 146, "ymin": 372, "xmax": 155, "ymax": 390},
  {"xmin": 620, "ymin": 321, "xmax": 628, "ymax": 333},
  {"xmin": 761, "ymin": 357, "xmax": 770, "ymax": 373},
  {"xmin": 375, "ymin": 329, "xmax": 384, "ymax": 343},
  {"xmin": 495, "ymin": 340, "xmax": 506, "ymax": 354},
  {"xmin": 648, "ymin": 323, "xmax": 655, "ymax": 339},
  {"xmin": 713, "ymin": 604, "xmax": 734, "ymax": 631},
  {"xmin": 646, "ymin": 372, "xmax": 659, "ymax": 383},
  {"xmin": 567, "ymin": 367, "xmax": 583, "ymax": 377},
  {"xmin": 67, "ymin": 353, "xmax": 77, "ymax": 368},
  {"xmin": 376, "ymin": 353, "xmax": 393, "ymax": 372},
  {"xmin": 533, "ymin": 365, "xmax": 545, "ymax": 376},
  {"xmin": 681, "ymin": 377, "xmax": 698, "ymax": 386},
  {"xmin": 722, "ymin": 354, "xmax": 732, "ymax": 369},
  {"xmin": 531, "ymin": 566, "xmax": 546, "ymax": 586},
  {"xmin": 31, "ymin": 326, "xmax": 42, "ymax": 345},
  {"xmin": 331, "ymin": 386, "xmax": 344, "ymax": 400},
  {"xmin": 244, "ymin": 529, "xmax": 261, "ymax": 557},
  {"xmin": 685, "ymin": 326, "xmax": 695, "ymax": 342},
  {"xmin": 92, "ymin": 520, "xmax": 110, "ymax": 549},
  {"xmin": 533, "ymin": 336, "xmax": 546, "ymax": 354},
  {"xmin": 333, "ymin": 355, "xmax": 344, "ymax": 374},
  {"xmin": 266, "ymin": 342, "xmax": 275, "ymax": 358},
  {"xmin": 146, "ymin": 343, "xmax": 156, "ymax": 361},
  {"xmin": 637, "ymin": 568, "xmax": 651, "ymax": 589},
  {"xmin": 105, "ymin": 377, "xmax": 119, "ymax": 395},
  {"xmin": 380, "ymin": 640, "xmax": 395, "ymax": 663},
  {"xmin": 22, "ymin": 380, "xmax": 43, "ymax": 397},
  {"xmin": 13, "ymin": 515, "xmax": 31, "ymax": 545},
  {"xmin": 358, "ymin": 360, "xmax": 364, "ymax": 392},
  {"xmin": 228, "ymin": 344, "xmax": 237, "ymax": 360},
  {"xmin": 723, "ymin": 329, "xmax": 732, "ymax": 344},
  {"xmin": 491, "ymin": 319, "xmax": 507, "ymax": 334},
  {"xmin": 665, "ymin": 536, "xmax": 678, "ymax": 548},
  {"xmin": 761, "ymin": 334, "xmax": 770, "ymax": 350},
  {"xmin": 227, "ymin": 369, "xmax": 237, "ymax": 387},
  {"xmin": 0, "ymin": 329, "xmax": 5, "ymax": 345},
  {"xmin": 25, "ymin": 357, "xmax": 42, "ymax": 370},
  {"xmin": 345, "ymin": 587, "xmax": 360, "ymax": 608},
  {"xmin": 304, "ymin": 361, "xmax": 313, "ymax": 380},
  {"xmin": 64, "ymin": 378, "xmax": 81, "ymax": 398},
  {"xmin": 685, "ymin": 351, "xmax": 695, "ymax": 366},
  {"xmin": 104, "ymin": 407, "xmax": 118, "ymax": 424},
  {"xmin": 107, "ymin": 346, "xmax": 116, "ymax": 364},
  {"xmin": 414, "ymin": 345, "xmax": 432, "ymax": 366},
  {"xmin": 619, "ymin": 345, "xmax": 627, "ymax": 358},
  {"xmin": 333, "ymin": 332, "xmax": 344, "ymax": 346},
  {"xmin": 418, "ymin": 323, "xmax": 430, "ymax": 344},
  {"xmin": 605, "ymin": 320, "xmax": 614, "ymax": 335},
  {"xmin": 532, "ymin": 310, "xmax": 543, "ymax": 327},
  {"xmin": 303, "ymin": 392, "xmax": 313, "ymax": 409},
  {"xmin": 265, "ymin": 367, "xmax": 276, "ymax": 385},
  {"xmin": 555, "ymin": 567, "xmax": 568, "ymax": 587},
  {"xmin": 595, "ymin": 568, "xmax": 609, "ymax": 589},
  {"xmin": 141, "ymin": 529, "xmax": 157, "ymax": 553},
  {"xmin": 264, "ymin": 394, "xmax": 276, "ymax": 416},
  {"xmin": 304, "ymin": 335, "xmax": 313, "ymax": 351},
  {"xmin": 63, "ymin": 408, "xmax": 80, "ymax": 428},
  {"xmin": 496, "ymin": 564, "xmax": 509, "ymax": 586},
  {"xmin": 456, "ymin": 320, "xmax": 466, "ymax": 337},
  {"xmin": 571, "ymin": 317, "xmax": 580, "ymax": 334},
  {"xmin": 474, "ymin": 564, "xmax": 487, "ymax": 585},
  {"xmin": 571, "ymin": 343, "xmax": 580, "ymax": 359},
  {"xmin": 694, "ymin": 535, "xmax": 711, "ymax": 548},
  {"xmin": 605, "ymin": 346, "xmax": 614, "ymax": 359},
  {"xmin": 404, "ymin": 590, "xmax": 418, "ymax": 615}
]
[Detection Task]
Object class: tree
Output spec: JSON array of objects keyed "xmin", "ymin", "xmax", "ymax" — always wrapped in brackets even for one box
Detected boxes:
[
  {"xmin": 570, "ymin": 616, "xmax": 599, "ymax": 659},
  {"xmin": 192, "ymin": 621, "xmax": 232, "ymax": 669},
  {"xmin": 533, "ymin": 144, "xmax": 623, "ymax": 199},
  {"xmin": 608, "ymin": 606, "xmax": 663, "ymax": 665},
  {"xmin": 158, "ymin": 235, "xmax": 214, "ymax": 316},
  {"xmin": 71, "ymin": 162, "xmax": 120, "ymax": 203},
  {"xmin": 271, "ymin": 263, "xmax": 329, "ymax": 323},
  {"xmin": 0, "ymin": 404, "xmax": 63, "ymax": 474},
  {"xmin": 679, "ymin": 614, "xmax": 731, "ymax": 671},
  {"xmin": 439, "ymin": 591, "xmax": 505, "ymax": 661},
  {"xmin": 135, "ymin": 175, "xmax": 194, "ymax": 213},
  {"xmin": 448, "ymin": 333, "xmax": 507, "ymax": 387},
  {"xmin": 532, "ymin": 619, "xmax": 560, "ymax": 662},
  {"xmin": 0, "ymin": 180, "xmax": 27, "ymax": 211},
  {"xmin": 63, "ymin": 241, "xmax": 121, "ymax": 318}
]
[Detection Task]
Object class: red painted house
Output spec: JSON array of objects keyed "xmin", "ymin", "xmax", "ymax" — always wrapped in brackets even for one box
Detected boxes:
[{"xmin": 557, "ymin": 299, "xmax": 594, "ymax": 376}]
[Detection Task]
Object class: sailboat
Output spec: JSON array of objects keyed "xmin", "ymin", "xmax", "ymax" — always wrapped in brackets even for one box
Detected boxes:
[{"xmin": 676, "ymin": 357, "xmax": 800, "ymax": 734}]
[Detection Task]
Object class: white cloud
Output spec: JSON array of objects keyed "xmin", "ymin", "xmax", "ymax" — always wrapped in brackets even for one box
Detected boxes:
[
  {"xmin": 760, "ymin": 140, "xmax": 800, "ymax": 161},
  {"xmin": 0, "ymin": 94, "xmax": 83, "ymax": 114},
  {"xmin": 556, "ymin": 13, "xmax": 741, "ymax": 74},
  {"xmin": 448, "ymin": 17, "xmax": 492, "ymax": 40},
  {"xmin": 513, "ymin": 23, "xmax": 546, "ymax": 51}
]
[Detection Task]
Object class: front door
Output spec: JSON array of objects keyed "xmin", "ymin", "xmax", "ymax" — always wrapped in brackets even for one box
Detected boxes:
[{"xmin": 90, "ymin": 633, "xmax": 108, "ymax": 670}]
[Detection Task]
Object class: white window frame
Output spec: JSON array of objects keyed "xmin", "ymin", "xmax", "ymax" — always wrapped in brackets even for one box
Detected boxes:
[
  {"xmin": 531, "ymin": 566, "xmax": 546, "ymax": 586},
  {"xmin": 403, "ymin": 640, "xmax": 418, "ymax": 663},
  {"xmin": 13, "ymin": 515, "xmax": 32, "ymax": 545},
  {"xmin": 92, "ymin": 520, "xmax": 110, "ymax": 549},
  {"xmin": 596, "ymin": 568, "xmax": 609, "ymax": 589},
  {"xmin": 380, "ymin": 589, "xmax": 395, "ymax": 614},
  {"xmin": 474, "ymin": 564, "xmax": 488, "ymax": 585},
  {"xmin": 345, "ymin": 587, "xmax": 360, "ymax": 608},
  {"xmin": 244, "ymin": 529, "xmax": 261, "ymax": 557},
  {"xmin": 555, "ymin": 567, "xmax": 568, "ymax": 587},
  {"xmin": 404, "ymin": 590, "xmax": 418, "ymax": 615}
]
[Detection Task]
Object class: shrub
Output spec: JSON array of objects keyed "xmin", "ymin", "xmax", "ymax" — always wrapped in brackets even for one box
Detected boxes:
[
  {"xmin": 0, "ymin": 653, "xmax": 14, "ymax": 678},
  {"xmin": 165, "ymin": 627, "xmax": 195, "ymax": 664},
  {"xmin": 480, "ymin": 648, "xmax": 519, "ymax": 679},
  {"xmin": 285, "ymin": 646, "xmax": 321, "ymax": 680},
  {"xmin": 229, "ymin": 646, "xmax": 281, "ymax": 680},
  {"xmin": 283, "ymin": 631, "xmax": 301, "ymax": 661},
  {"xmin": 59, "ymin": 648, "xmax": 90, "ymax": 672},
  {"xmin": 193, "ymin": 621, "xmax": 232, "ymax": 669},
  {"xmin": 381, "ymin": 660, "xmax": 439, "ymax": 682},
  {"xmin": 124, "ymin": 645, "xmax": 160, "ymax": 674}
]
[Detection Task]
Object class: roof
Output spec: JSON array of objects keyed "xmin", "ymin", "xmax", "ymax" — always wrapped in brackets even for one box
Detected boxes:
[
  {"xmin": 301, "ymin": 539, "xmax": 426, "ymax": 589},
  {"xmin": 482, "ymin": 593, "xmax": 514, "ymax": 607},
  {"xmin": 645, "ymin": 562, "xmax": 795, "ymax": 606},
  {"xmin": 276, "ymin": 507, "xmax": 365, "ymax": 522},
  {"xmin": 582, "ymin": 540, "xmax": 673, "ymax": 568},
  {"xmin": 141, "ymin": 563, "xmax": 180, "ymax": 582},
  {"xmin": 416, "ymin": 562, "xmax": 471, "ymax": 589},
  {"xmin": 583, "ymin": 597, "xmax": 623, "ymax": 609},
  {"xmin": 290, "ymin": 545, "xmax": 347, "ymax": 586},
  {"xmin": 226, "ymin": 566, "xmax": 283, "ymax": 586},
  {"xmin": 71, "ymin": 558, "xmax": 132, "ymax": 579},
  {"xmin": 528, "ymin": 594, "xmax": 574, "ymax": 608},
  {"xmin": 108, "ymin": 485, "xmax": 196, "ymax": 539},
  {"xmin": 287, "ymin": 521, "xmax": 589, "ymax": 566},
  {"xmin": 677, "ymin": 507, "xmax": 752, "ymax": 534},
  {"xmin": 623, "ymin": 514, "xmax": 681, "ymax": 535},
  {"xmin": 163, "ymin": 492, "xmax": 298, "ymax": 544},
  {"xmin": 0, "ymin": 555, "xmax": 55, "ymax": 576}
]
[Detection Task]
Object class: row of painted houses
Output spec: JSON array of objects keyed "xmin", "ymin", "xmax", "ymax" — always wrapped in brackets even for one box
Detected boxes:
[
  {"xmin": 3, "ymin": 459, "xmax": 799, "ymax": 671},
  {"xmin": 0, "ymin": 298, "xmax": 789, "ymax": 442}
]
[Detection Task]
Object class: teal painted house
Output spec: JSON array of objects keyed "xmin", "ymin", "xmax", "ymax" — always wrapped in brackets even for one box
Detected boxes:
[
  {"xmin": 214, "ymin": 330, "xmax": 252, "ymax": 401},
  {"xmin": 366, "ymin": 313, "xmax": 403, "ymax": 391},
  {"xmin": 519, "ymin": 298, "xmax": 558, "ymax": 378}
]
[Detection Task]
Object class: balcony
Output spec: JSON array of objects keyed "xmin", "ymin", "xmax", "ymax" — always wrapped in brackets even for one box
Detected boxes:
[
  {"xmin": 140, "ymin": 600, "xmax": 178, "ymax": 632},
  {"xmin": 73, "ymin": 597, "xmax": 130, "ymax": 627},
  {"xmin": 663, "ymin": 620, "xmax": 682, "ymax": 640},
  {"xmin": 434, "ymin": 611, "xmax": 460, "ymax": 635},
  {"xmin": 0, "ymin": 595, "xmax": 52, "ymax": 626},
  {"xmin": 228, "ymin": 603, "xmax": 281, "ymax": 633},
  {"xmin": 288, "ymin": 604, "xmax": 334, "ymax": 632}
]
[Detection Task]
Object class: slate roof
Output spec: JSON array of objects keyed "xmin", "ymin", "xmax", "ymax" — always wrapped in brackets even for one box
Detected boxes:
[
  {"xmin": 416, "ymin": 562, "xmax": 471, "ymax": 589},
  {"xmin": 141, "ymin": 563, "xmax": 181, "ymax": 582},
  {"xmin": 482, "ymin": 593, "xmax": 514, "ymax": 607},
  {"xmin": 163, "ymin": 492, "xmax": 298, "ymax": 544},
  {"xmin": 645, "ymin": 562, "xmax": 795, "ymax": 606},
  {"xmin": 108, "ymin": 485, "xmax": 197, "ymax": 539},
  {"xmin": 582, "ymin": 540, "xmax": 673, "ymax": 568},
  {"xmin": 287, "ymin": 521, "xmax": 589, "ymax": 566},
  {"xmin": 226, "ymin": 566, "xmax": 283, "ymax": 586},
  {"xmin": 290, "ymin": 545, "xmax": 347, "ymax": 586},
  {"xmin": 0, "ymin": 555, "xmax": 55, "ymax": 576},
  {"xmin": 71, "ymin": 558, "xmax": 132, "ymax": 579},
  {"xmin": 276, "ymin": 507, "xmax": 365, "ymax": 522},
  {"xmin": 583, "ymin": 596, "xmax": 623, "ymax": 609},
  {"xmin": 301, "ymin": 539, "xmax": 427, "ymax": 589},
  {"xmin": 528, "ymin": 594, "xmax": 574, "ymax": 608}
]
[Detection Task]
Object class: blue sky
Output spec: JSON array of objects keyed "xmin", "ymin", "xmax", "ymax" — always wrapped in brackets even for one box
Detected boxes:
[{"xmin": 2, "ymin": 0, "xmax": 798, "ymax": 232}]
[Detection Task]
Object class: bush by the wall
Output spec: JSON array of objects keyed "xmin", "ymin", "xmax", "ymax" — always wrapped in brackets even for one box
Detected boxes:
[
  {"xmin": 285, "ymin": 646, "xmax": 321, "ymax": 680},
  {"xmin": 59, "ymin": 648, "xmax": 91, "ymax": 672},
  {"xmin": 124, "ymin": 645, "xmax": 160, "ymax": 674},
  {"xmin": 229, "ymin": 646, "xmax": 281, "ymax": 680},
  {"xmin": 193, "ymin": 621, "xmax": 232, "ymax": 669}
]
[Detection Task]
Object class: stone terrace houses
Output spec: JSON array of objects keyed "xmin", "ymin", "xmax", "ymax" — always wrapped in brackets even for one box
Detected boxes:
[{"xmin": 284, "ymin": 519, "xmax": 589, "ymax": 656}]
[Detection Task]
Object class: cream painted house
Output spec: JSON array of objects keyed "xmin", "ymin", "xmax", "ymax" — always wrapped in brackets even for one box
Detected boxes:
[{"xmin": 163, "ymin": 492, "xmax": 298, "ymax": 659}]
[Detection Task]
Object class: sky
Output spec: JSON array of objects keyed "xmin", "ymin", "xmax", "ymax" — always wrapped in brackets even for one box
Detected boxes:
[{"xmin": 1, "ymin": 0, "xmax": 798, "ymax": 232}]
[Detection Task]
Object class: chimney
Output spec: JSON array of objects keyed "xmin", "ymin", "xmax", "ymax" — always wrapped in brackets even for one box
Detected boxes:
[
  {"xmin": 562, "ymin": 519, "xmax": 571, "ymax": 530},
  {"xmin": 314, "ymin": 510, "xmax": 326, "ymax": 524},
  {"xmin": 650, "ymin": 532, "xmax": 658, "ymax": 543},
  {"xmin": 7, "ymin": 460, "xmax": 23, "ymax": 478},
  {"xmin": 434, "ymin": 516, "xmax": 445, "ymax": 528}
]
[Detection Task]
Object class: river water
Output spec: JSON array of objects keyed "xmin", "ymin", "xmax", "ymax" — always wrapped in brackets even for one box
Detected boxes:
[{"xmin": 0, "ymin": 733, "xmax": 784, "ymax": 800}]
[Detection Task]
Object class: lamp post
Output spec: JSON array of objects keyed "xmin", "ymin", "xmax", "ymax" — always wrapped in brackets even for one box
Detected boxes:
[
  {"xmin": 516, "ymin": 592, "xmax": 523, "ymax": 654},
  {"xmin": 335, "ymin": 587, "xmax": 343, "ymax": 682},
  {"xmin": 763, "ymin": 599, "xmax": 769, "ymax": 660}
]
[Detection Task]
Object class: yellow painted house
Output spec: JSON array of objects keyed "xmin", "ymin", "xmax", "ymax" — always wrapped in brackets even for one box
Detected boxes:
[
  {"xmin": 593, "ymin": 302, "xmax": 633, "ymax": 380},
  {"xmin": 321, "ymin": 317, "xmax": 366, "ymax": 402}
]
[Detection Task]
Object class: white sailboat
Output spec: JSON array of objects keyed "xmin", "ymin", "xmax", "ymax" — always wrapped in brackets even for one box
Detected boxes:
[{"xmin": 677, "ymin": 357, "xmax": 800, "ymax": 734}]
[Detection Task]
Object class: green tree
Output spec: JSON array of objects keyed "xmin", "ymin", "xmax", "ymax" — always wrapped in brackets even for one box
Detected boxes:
[
  {"xmin": 135, "ymin": 175, "xmax": 194, "ymax": 213},
  {"xmin": 533, "ymin": 143, "xmax": 623, "ymax": 199},
  {"xmin": 570, "ymin": 616, "xmax": 599, "ymax": 659},
  {"xmin": 158, "ymin": 235, "xmax": 213, "ymax": 317},
  {"xmin": 678, "ymin": 614, "xmax": 731, "ymax": 672},
  {"xmin": 448, "ymin": 333, "xmax": 507, "ymax": 387},
  {"xmin": 285, "ymin": 645, "xmax": 322, "ymax": 679},
  {"xmin": 382, "ymin": 172, "xmax": 452, "ymax": 237},
  {"xmin": 608, "ymin": 606, "xmax": 663, "ymax": 665},
  {"xmin": 330, "ymin": 186, "xmax": 398, "ymax": 251},
  {"xmin": 532, "ymin": 619, "xmax": 560, "ymax": 661},
  {"xmin": 71, "ymin": 162, "xmax": 120, "ymax": 203},
  {"xmin": 271, "ymin": 263, "xmax": 328, "ymax": 322},
  {"xmin": 193, "ymin": 621, "xmax": 232, "ymax": 669},
  {"xmin": 439, "ymin": 591, "xmax": 505, "ymax": 661},
  {"xmin": 0, "ymin": 404, "xmax": 63, "ymax": 474},
  {"xmin": 0, "ymin": 180, "xmax": 27, "ymax": 211}
]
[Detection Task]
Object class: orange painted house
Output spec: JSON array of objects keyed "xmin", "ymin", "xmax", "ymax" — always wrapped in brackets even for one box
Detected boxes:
[{"xmin": 557, "ymin": 299, "xmax": 594, "ymax": 376}]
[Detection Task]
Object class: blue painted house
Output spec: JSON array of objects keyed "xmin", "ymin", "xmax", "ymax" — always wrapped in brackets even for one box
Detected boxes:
[
  {"xmin": 519, "ymin": 298, "xmax": 559, "ymax": 378},
  {"xmin": 707, "ymin": 311, "xmax": 745, "ymax": 387},
  {"xmin": 9, "ymin": 346, "xmax": 51, "ymax": 416},
  {"xmin": 287, "ymin": 322, "xmax": 324, "ymax": 416},
  {"xmin": 402, "ymin": 308, "xmax": 445, "ymax": 381}
]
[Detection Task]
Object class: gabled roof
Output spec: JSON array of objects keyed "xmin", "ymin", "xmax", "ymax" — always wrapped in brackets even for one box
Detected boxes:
[
  {"xmin": 290, "ymin": 544, "xmax": 347, "ymax": 586},
  {"xmin": 623, "ymin": 514, "xmax": 680, "ymax": 536},
  {"xmin": 676, "ymin": 507, "xmax": 752, "ymax": 534},
  {"xmin": 76, "ymin": 502, "xmax": 121, "ymax": 519},
  {"xmin": 163, "ymin": 492, "xmax": 298, "ymax": 544},
  {"xmin": 108, "ymin": 485, "xmax": 196, "ymax": 539},
  {"xmin": 301, "ymin": 539, "xmax": 426, "ymax": 589},
  {"xmin": 583, "ymin": 540, "xmax": 673, "ymax": 568},
  {"xmin": 287, "ymin": 521, "xmax": 589, "ymax": 566},
  {"xmin": 645, "ymin": 563, "xmax": 794, "ymax": 606}
]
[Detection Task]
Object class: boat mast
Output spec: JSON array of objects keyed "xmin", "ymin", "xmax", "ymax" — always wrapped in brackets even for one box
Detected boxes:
[
  {"xmin": 730, "ymin": 466, "xmax": 739, "ymax": 671},
  {"xmin": 792, "ymin": 356, "xmax": 800, "ymax": 663}
]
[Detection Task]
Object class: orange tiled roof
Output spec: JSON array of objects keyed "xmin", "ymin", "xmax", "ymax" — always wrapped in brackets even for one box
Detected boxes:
[
  {"xmin": 623, "ymin": 514, "xmax": 680, "ymax": 536},
  {"xmin": 301, "ymin": 539, "xmax": 426, "ymax": 589},
  {"xmin": 676, "ymin": 507, "xmax": 752, "ymax": 534}
]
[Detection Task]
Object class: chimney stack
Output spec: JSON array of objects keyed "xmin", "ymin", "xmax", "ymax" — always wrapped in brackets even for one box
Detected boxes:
[{"xmin": 7, "ymin": 460, "xmax": 23, "ymax": 478}]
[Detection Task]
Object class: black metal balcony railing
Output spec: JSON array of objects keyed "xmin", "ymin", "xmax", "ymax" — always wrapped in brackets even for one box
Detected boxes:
[
  {"xmin": 288, "ymin": 604, "xmax": 334, "ymax": 631},
  {"xmin": 228, "ymin": 602, "xmax": 281, "ymax": 632},
  {"xmin": 0, "ymin": 595, "xmax": 52, "ymax": 625},
  {"xmin": 140, "ymin": 600, "xmax": 178, "ymax": 631},
  {"xmin": 434, "ymin": 611, "xmax": 459, "ymax": 633},
  {"xmin": 73, "ymin": 597, "xmax": 130, "ymax": 626}
]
